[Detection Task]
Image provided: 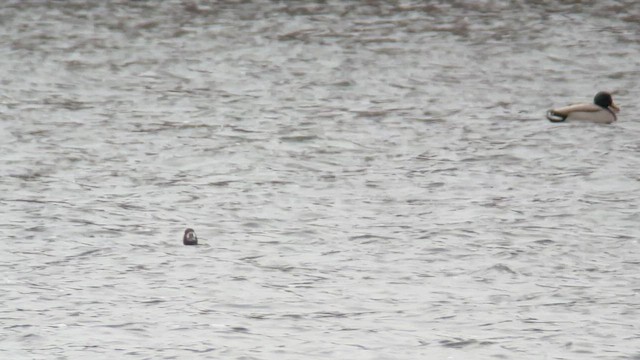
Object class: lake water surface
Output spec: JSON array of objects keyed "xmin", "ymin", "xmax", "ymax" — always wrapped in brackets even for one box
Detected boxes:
[{"xmin": 1, "ymin": 1, "xmax": 639, "ymax": 359}]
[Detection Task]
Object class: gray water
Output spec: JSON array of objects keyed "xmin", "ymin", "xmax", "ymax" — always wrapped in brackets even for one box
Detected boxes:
[{"xmin": 1, "ymin": 1, "xmax": 639, "ymax": 359}]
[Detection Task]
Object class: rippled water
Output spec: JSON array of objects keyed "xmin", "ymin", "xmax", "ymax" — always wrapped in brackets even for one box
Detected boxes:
[{"xmin": 1, "ymin": 1, "xmax": 639, "ymax": 359}]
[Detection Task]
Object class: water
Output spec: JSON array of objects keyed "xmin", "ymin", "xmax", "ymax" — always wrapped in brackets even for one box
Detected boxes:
[{"xmin": 1, "ymin": 1, "xmax": 639, "ymax": 359}]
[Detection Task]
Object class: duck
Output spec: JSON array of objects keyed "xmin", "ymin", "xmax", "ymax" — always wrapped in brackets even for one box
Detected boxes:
[
  {"xmin": 183, "ymin": 228, "xmax": 198, "ymax": 245},
  {"xmin": 546, "ymin": 91, "xmax": 620, "ymax": 124}
]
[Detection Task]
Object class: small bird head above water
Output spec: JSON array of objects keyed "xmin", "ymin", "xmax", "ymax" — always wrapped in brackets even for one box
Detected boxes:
[
  {"xmin": 183, "ymin": 228, "xmax": 198, "ymax": 245},
  {"xmin": 593, "ymin": 91, "xmax": 620, "ymax": 113}
]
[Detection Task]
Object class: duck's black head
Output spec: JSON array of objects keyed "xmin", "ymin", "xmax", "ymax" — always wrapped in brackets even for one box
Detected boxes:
[
  {"xmin": 593, "ymin": 92, "xmax": 613, "ymax": 108},
  {"xmin": 183, "ymin": 228, "xmax": 198, "ymax": 245}
]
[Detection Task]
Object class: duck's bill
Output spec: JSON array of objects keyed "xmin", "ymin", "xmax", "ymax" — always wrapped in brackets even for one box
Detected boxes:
[{"xmin": 610, "ymin": 102, "xmax": 620, "ymax": 113}]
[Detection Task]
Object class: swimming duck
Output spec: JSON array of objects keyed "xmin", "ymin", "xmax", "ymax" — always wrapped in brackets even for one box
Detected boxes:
[
  {"xmin": 546, "ymin": 91, "xmax": 620, "ymax": 124},
  {"xmin": 183, "ymin": 228, "xmax": 198, "ymax": 245}
]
